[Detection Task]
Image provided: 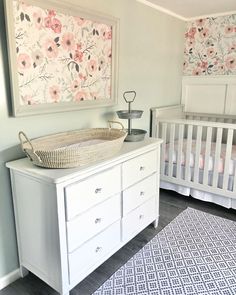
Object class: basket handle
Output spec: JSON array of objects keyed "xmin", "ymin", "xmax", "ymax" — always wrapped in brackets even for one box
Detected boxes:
[
  {"xmin": 18, "ymin": 131, "xmax": 42, "ymax": 163},
  {"xmin": 108, "ymin": 120, "xmax": 125, "ymax": 131}
]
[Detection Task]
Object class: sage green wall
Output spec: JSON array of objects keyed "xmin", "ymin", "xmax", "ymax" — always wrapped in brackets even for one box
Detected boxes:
[{"xmin": 0, "ymin": 0, "xmax": 185, "ymax": 278}]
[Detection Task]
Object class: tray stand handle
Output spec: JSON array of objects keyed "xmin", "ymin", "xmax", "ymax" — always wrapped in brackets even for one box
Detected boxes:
[
  {"xmin": 18, "ymin": 131, "xmax": 42, "ymax": 163},
  {"xmin": 123, "ymin": 91, "xmax": 136, "ymax": 103},
  {"xmin": 108, "ymin": 120, "xmax": 125, "ymax": 132}
]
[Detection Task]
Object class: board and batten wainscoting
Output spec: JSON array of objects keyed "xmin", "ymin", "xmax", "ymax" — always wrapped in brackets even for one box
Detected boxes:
[{"xmin": 6, "ymin": 138, "xmax": 162, "ymax": 295}]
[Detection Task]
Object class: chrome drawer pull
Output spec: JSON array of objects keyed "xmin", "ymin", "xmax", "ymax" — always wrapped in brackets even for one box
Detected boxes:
[
  {"xmin": 139, "ymin": 214, "xmax": 144, "ymax": 220},
  {"xmin": 140, "ymin": 191, "xmax": 145, "ymax": 196},
  {"xmin": 95, "ymin": 188, "xmax": 102, "ymax": 194},
  {"xmin": 95, "ymin": 218, "xmax": 102, "ymax": 224},
  {"xmin": 95, "ymin": 246, "xmax": 102, "ymax": 253},
  {"xmin": 139, "ymin": 166, "xmax": 145, "ymax": 171}
]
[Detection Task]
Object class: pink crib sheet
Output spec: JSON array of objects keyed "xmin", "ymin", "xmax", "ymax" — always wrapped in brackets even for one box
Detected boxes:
[{"xmin": 165, "ymin": 140, "xmax": 236, "ymax": 175}]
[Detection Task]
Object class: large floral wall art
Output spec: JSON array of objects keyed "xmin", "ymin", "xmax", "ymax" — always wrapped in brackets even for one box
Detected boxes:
[
  {"xmin": 183, "ymin": 14, "xmax": 236, "ymax": 76},
  {"xmin": 5, "ymin": 0, "xmax": 118, "ymax": 116}
]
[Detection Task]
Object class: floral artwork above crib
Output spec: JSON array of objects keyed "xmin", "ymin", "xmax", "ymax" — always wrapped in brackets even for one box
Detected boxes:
[
  {"xmin": 183, "ymin": 14, "xmax": 236, "ymax": 76},
  {"xmin": 5, "ymin": 0, "xmax": 118, "ymax": 116}
]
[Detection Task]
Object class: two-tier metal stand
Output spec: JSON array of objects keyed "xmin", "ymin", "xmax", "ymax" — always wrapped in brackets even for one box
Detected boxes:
[{"xmin": 116, "ymin": 91, "xmax": 147, "ymax": 142}]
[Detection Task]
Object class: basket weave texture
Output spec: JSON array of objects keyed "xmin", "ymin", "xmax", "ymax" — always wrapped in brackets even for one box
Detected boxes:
[{"xmin": 19, "ymin": 127, "xmax": 127, "ymax": 168}]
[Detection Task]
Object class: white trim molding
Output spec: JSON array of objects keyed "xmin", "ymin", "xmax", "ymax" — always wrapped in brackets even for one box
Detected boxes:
[
  {"xmin": 136, "ymin": 0, "xmax": 186, "ymax": 21},
  {"xmin": 0, "ymin": 269, "xmax": 20, "ymax": 290},
  {"xmin": 136, "ymin": 0, "xmax": 236, "ymax": 22}
]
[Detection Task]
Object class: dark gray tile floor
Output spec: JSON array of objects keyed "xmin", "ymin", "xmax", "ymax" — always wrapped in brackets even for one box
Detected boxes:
[{"xmin": 1, "ymin": 189, "xmax": 235, "ymax": 295}]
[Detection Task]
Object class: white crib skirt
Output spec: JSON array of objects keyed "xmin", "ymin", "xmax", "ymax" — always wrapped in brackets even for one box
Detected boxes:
[
  {"xmin": 161, "ymin": 181, "xmax": 236, "ymax": 209},
  {"xmin": 161, "ymin": 163, "xmax": 236, "ymax": 210}
]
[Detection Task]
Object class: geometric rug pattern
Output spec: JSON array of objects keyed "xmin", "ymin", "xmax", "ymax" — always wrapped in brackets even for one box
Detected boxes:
[{"xmin": 93, "ymin": 208, "xmax": 236, "ymax": 295}]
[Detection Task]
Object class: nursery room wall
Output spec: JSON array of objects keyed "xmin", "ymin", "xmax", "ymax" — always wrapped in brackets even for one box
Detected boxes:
[{"xmin": 0, "ymin": 0, "xmax": 185, "ymax": 284}]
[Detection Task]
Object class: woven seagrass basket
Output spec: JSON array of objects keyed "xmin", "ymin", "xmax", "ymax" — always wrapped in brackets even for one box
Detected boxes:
[{"xmin": 19, "ymin": 121, "xmax": 127, "ymax": 169}]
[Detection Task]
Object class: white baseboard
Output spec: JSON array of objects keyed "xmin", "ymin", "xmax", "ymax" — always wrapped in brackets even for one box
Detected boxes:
[{"xmin": 0, "ymin": 269, "xmax": 20, "ymax": 290}]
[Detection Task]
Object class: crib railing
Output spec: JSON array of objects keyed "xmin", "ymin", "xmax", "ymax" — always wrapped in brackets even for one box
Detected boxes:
[{"xmin": 156, "ymin": 118, "xmax": 236, "ymax": 199}]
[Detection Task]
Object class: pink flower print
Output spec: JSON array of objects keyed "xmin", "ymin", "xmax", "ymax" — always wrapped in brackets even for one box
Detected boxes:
[
  {"xmin": 225, "ymin": 55, "xmax": 236, "ymax": 70},
  {"xmin": 105, "ymin": 30, "xmax": 112, "ymax": 40},
  {"xmin": 44, "ymin": 39, "xmax": 58, "ymax": 58},
  {"xmin": 207, "ymin": 47, "xmax": 215, "ymax": 58},
  {"xmin": 200, "ymin": 28, "xmax": 209, "ymax": 39},
  {"xmin": 62, "ymin": 32, "xmax": 75, "ymax": 51},
  {"xmin": 17, "ymin": 53, "xmax": 31, "ymax": 70},
  {"xmin": 71, "ymin": 79, "xmax": 80, "ymax": 92},
  {"xmin": 88, "ymin": 60, "xmax": 97, "ymax": 72},
  {"xmin": 51, "ymin": 18, "xmax": 62, "ymax": 33},
  {"xmin": 225, "ymin": 26, "xmax": 234, "ymax": 34},
  {"xmin": 49, "ymin": 85, "xmax": 60, "ymax": 102},
  {"xmin": 79, "ymin": 73, "xmax": 87, "ymax": 81},
  {"xmin": 187, "ymin": 37, "xmax": 195, "ymax": 47},
  {"xmin": 44, "ymin": 16, "xmax": 52, "ymax": 28},
  {"xmin": 32, "ymin": 50, "xmax": 43, "ymax": 67},
  {"xmin": 200, "ymin": 61, "xmax": 208, "ymax": 70},
  {"xmin": 192, "ymin": 68, "xmax": 202, "ymax": 76},
  {"xmin": 185, "ymin": 27, "xmax": 196, "ymax": 39},
  {"xmin": 48, "ymin": 10, "xmax": 56, "ymax": 17},
  {"xmin": 74, "ymin": 50, "xmax": 83, "ymax": 62},
  {"xmin": 33, "ymin": 11, "xmax": 43, "ymax": 30},
  {"xmin": 196, "ymin": 19, "xmax": 205, "ymax": 27},
  {"xmin": 75, "ymin": 91, "xmax": 87, "ymax": 101}
]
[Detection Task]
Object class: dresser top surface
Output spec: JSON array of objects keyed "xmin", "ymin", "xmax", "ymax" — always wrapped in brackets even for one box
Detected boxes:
[{"xmin": 6, "ymin": 138, "xmax": 162, "ymax": 184}]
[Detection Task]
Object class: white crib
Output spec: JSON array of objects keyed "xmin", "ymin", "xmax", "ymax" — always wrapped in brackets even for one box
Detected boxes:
[{"xmin": 151, "ymin": 76, "xmax": 236, "ymax": 209}]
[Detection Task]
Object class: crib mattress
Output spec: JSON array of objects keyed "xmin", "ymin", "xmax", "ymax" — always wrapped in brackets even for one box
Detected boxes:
[{"xmin": 165, "ymin": 140, "xmax": 236, "ymax": 175}]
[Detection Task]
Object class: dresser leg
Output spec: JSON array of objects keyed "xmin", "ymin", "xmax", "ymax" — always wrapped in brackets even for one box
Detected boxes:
[
  {"xmin": 20, "ymin": 266, "xmax": 29, "ymax": 278},
  {"xmin": 153, "ymin": 218, "xmax": 159, "ymax": 228}
]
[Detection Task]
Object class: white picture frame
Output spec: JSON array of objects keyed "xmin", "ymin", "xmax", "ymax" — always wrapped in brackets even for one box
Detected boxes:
[{"xmin": 4, "ymin": 0, "xmax": 119, "ymax": 116}]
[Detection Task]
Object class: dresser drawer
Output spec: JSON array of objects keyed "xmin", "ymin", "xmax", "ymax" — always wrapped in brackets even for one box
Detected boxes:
[
  {"xmin": 68, "ymin": 221, "xmax": 120, "ymax": 283},
  {"xmin": 65, "ymin": 165, "xmax": 121, "ymax": 220},
  {"xmin": 123, "ymin": 173, "xmax": 157, "ymax": 216},
  {"xmin": 67, "ymin": 194, "xmax": 120, "ymax": 253},
  {"xmin": 122, "ymin": 150, "xmax": 157, "ymax": 189},
  {"xmin": 122, "ymin": 197, "xmax": 156, "ymax": 242}
]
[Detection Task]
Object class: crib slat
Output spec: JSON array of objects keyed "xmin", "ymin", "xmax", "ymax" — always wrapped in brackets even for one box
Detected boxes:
[
  {"xmin": 212, "ymin": 127, "xmax": 223, "ymax": 188},
  {"xmin": 222, "ymin": 129, "xmax": 233, "ymax": 191},
  {"xmin": 203, "ymin": 127, "xmax": 213, "ymax": 185},
  {"xmin": 161, "ymin": 123, "xmax": 167, "ymax": 176},
  {"xmin": 185, "ymin": 125, "xmax": 193, "ymax": 181},
  {"xmin": 168, "ymin": 124, "xmax": 175, "ymax": 177},
  {"xmin": 176, "ymin": 124, "xmax": 184, "ymax": 179},
  {"xmin": 193, "ymin": 126, "xmax": 202, "ymax": 183}
]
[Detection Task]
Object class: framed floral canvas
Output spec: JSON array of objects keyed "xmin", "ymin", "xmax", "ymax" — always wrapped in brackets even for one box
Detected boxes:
[{"xmin": 4, "ymin": 0, "xmax": 119, "ymax": 116}]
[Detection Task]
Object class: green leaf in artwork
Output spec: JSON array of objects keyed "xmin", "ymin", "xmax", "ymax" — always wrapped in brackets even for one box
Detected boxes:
[
  {"xmin": 75, "ymin": 64, "xmax": 80, "ymax": 72},
  {"xmin": 25, "ymin": 14, "xmax": 30, "ymax": 21},
  {"xmin": 54, "ymin": 37, "xmax": 59, "ymax": 43},
  {"xmin": 20, "ymin": 12, "xmax": 24, "ymax": 21}
]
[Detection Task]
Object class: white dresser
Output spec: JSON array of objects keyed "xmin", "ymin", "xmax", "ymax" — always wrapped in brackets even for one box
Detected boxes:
[{"xmin": 6, "ymin": 138, "xmax": 162, "ymax": 295}]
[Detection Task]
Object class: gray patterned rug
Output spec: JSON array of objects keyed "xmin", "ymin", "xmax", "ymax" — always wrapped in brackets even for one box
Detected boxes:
[{"xmin": 93, "ymin": 207, "xmax": 236, "ymax": 295}]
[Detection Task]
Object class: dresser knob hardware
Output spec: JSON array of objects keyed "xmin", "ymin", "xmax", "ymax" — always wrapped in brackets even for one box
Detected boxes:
[
  {"xmin": 95, "ymin": 246, "xmax": 102, "ymax": 253},
  {"xmin": 95, "ymin": 188, "xmax": 102, "ymax": 194},
  {"xmin": 139, "ymin": 214, "xmax": 144, "ymax": 219},
  {"xmin": 95, "ymin": 218, "xmax": 102, "ymax": 224},
  {"xmin": 140, "ymin": 191, "xmax": 145, "ymax": 196},
  {"xmin": 139, "ymin": 166, "xmax": 145, "ymax": 171}
]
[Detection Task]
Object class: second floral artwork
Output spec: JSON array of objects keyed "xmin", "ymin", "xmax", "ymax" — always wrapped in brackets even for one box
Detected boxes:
[{"xmin": 5, "ymin": 0, "xmax": 118, "ymax": 116}]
